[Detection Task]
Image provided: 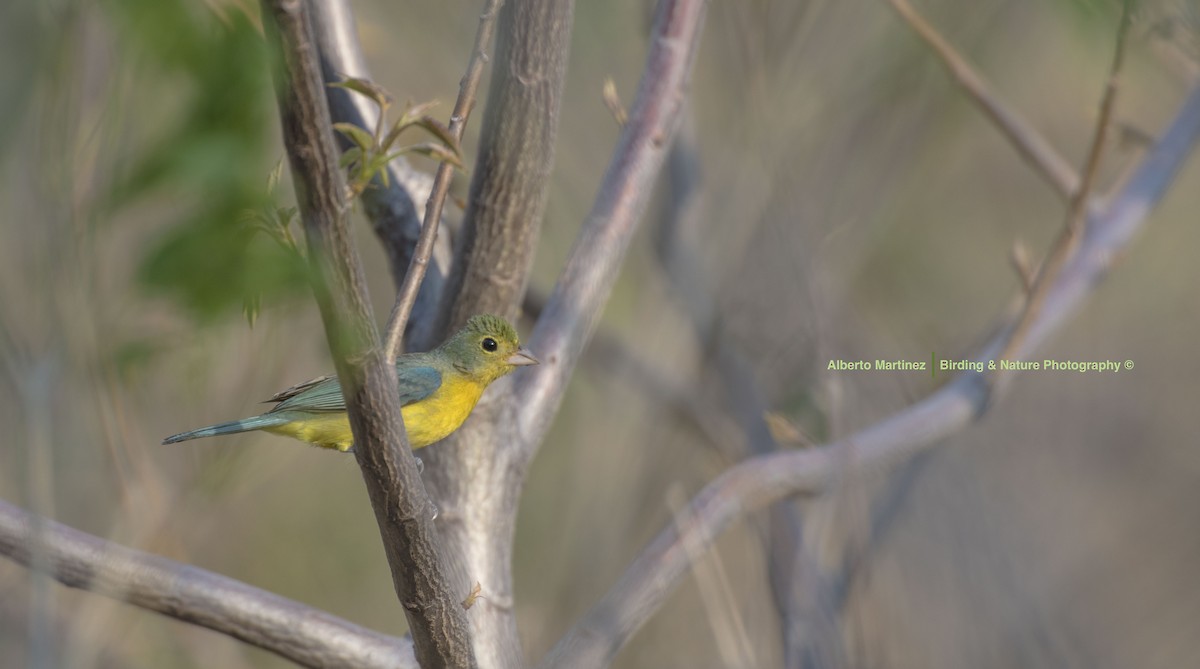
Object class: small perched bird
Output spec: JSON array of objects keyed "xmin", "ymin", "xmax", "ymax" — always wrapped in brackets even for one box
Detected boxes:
[{"xmin": 163, "ymin": 314, "xmax": 538, "ymax": 452}]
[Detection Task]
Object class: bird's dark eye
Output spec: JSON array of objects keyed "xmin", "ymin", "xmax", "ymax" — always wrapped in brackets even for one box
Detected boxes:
[{"xmin": 481, "ymin": 337, "xmax": 498, "ymax": 352}]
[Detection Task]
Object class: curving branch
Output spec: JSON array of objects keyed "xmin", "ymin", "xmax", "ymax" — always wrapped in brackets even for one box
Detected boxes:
[
  {"xmin": 382, "ymin": 0, "xmax": 507, "ymax": 363},
  {"xmin": 262, "ymin": 2, "xmax": 475, "ymax": 667},
  {"xmin": 515, "ymin": 0, "xmax": 709, "ymax": 466},
  {"xmin": 540, "ymin": 83, "xmax": 1200, "ymax": 669},
  {"xmin": 512, "ymin": 10, "xmax": 712, "ymax": 664},
  {"xmin": 0, "ymin": 499, "xmax": 415, "ymax": 669}
]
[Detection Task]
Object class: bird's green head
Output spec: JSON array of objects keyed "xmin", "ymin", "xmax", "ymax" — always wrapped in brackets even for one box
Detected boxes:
[{"xmin": 438, "ymin": 314, "xmax": 539, "ymax": 384}]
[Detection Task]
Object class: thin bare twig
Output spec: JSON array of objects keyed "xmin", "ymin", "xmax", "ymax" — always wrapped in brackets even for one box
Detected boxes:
[
  {"xmin": 1010, "ymin": 239, "xmax": 1037, "ymax": 292},
  {"xmin": 541, "ymin": 83, "xmax": 1200, "ymax": 669},
  {"xmin": 382, "ymin": 0, "xmax": 506, "ymax": 363},
  {"xmin": 998, "ymin": 0, "xmax": 1133, "ymax": 365},
  {"xmin": 885, "ymin": 0, "xmax": 1082, "ymax": 200},
  {"xmin": 656, "ymin": 109, "xmax": 836, "ymax": 669},
  {"xmin": 0, "ymin": 499, "xmax": 415, "ymax": 669},
  {"xmin": 430, "ymin": 0, "xmax": 576, "ymax": 342},
  {"xmin": 262, "ymin": 2, "xmax": 475, "ymax": 667}
]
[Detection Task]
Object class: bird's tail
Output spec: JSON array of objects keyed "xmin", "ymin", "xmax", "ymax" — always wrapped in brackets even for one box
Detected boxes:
[{"xmin": 162, "ymin": 414, "xmax": 290, "ymax": 445}]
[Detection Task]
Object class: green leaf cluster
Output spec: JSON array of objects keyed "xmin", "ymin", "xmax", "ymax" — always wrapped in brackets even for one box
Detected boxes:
[
  {"xmin": 104, "ymin": 0, "xmax": 307, "ymax": 323},
  {"xmin": 328, "ymin": 77, "xmax": 464, "ymax": 197}
]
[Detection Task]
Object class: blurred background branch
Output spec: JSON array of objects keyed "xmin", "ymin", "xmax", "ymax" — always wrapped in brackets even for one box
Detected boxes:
[
  {"xmin": 0, "ymin": 500, "xmax": 416, "ymax": 669},
  {"xmin": 544, "ymin": 80, "xmax": 1200, "ymax": 669},
  {"xmin": 885, "ymin": 0, "xmax": 1081, "ymax": 200},
  {"xmin": 2, "ymin": 0, "xmax": 1198, "ymax": 668},
  {"xmin": 655, "ymin": 113, "xmax": 843, "ymax": 669}
]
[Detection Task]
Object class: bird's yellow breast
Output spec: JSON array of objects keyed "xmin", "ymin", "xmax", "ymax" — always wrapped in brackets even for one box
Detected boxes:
[
  {"xmin": 263, "ymin": 373, "xmax": 485, "ymax": 452},
  {"xmin": 398, "ymin": 373, "xmax": 485, "ymax": 449}
]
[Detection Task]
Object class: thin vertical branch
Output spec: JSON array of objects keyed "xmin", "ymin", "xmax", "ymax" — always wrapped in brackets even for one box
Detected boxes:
[
  {"xmin": 382, "ymin": 0, "xmax": 507, "ymax": 363},
  {"xmin": 508, "ymin": 12, "xmax": 713, "ymax": 665},
  {"xmin": 430, "ymin": 0, "xmax": 576, "ymax": 342},
  {"xmin": 997, "ymin": 0, "xmax": 1133, "ymax": 365},
  {"xmin": 515, "ymin": 0, "xmax": 709, "ymax": 466},
  {"xmin": 261, "ymin": 2, "xmax": 476, "ymax": 667}
]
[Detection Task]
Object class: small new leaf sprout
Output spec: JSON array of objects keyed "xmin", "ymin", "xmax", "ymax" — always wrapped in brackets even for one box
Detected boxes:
[
  {"xmin": 327, "ymin": 77, "xmax": 392, "ymax": 114},
  {"xmin": 338, "ymin": 146, "xmax": 363, "ymax": 170},
  {"xmin": 603, "ymin": 76, "xmax": 628, "ymax": 127},
  {"xmin": 1010, "ymin": 239, "xmax": 1036, "ymax": 293},
  {"xmin": 274, "ymin": 206, "xmax": 300, "ymax": 248},
  {"xmin": 409, "ymin": 116, "xmax": 461, "ymax": 157},
  {"xmin": 331, "ymin": 122, "xmax": 375, "ymax": 153},
  {"xmin": 382, "ymin": 100, "xmax": 442, "ymax": 148},
  {"xmin": 238, "ymin": 163, "xmax": 304, "ymax": 259},
  {"xmin": 243, "ymin": 293, "xmax": 262, "ymax": 329},
  {"xmin": 266, "ymin": 157, "xmax": 286, "ymax": 194},
  {"xmin": 462, "ymin": 582, "xmax": 484, "ymax": 610},
  {"xmin": 395, "ymin": 142, "xmax": 465, "ymax": 170},
  {"xmin": 326, "ymin": 78, "xmax": 466, "ymax": 201},
  {"xmin": 763, "ymin": 411, "xmax": 813, "ymax": 448}
]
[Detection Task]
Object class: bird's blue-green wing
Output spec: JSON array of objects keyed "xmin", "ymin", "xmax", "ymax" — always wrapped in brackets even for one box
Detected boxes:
[
  {"xmin": 395, "ymin": 365, "xmax": 442, "ymax": 404},
  {"xmin": 266, "ymin": 365, "xmax": 442, "ymax": 414}
]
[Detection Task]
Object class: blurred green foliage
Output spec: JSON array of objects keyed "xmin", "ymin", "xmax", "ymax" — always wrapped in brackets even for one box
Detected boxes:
[
  {"xmin": 0, "ymin": 3, "xmax": 51, "ymax": 155},
  {"xmin": 103, "ymin": 0, "xmax": 307, "ymax": 322}
]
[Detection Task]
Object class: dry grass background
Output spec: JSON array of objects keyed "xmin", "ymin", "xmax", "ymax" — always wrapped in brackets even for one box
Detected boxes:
[{"xmin": 1, "ymin": 0, "xmax": 1198, "ymax": 667}]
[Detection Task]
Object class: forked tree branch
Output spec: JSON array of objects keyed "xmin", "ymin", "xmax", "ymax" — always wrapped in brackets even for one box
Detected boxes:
[
  {"xmin": 409, "ymin": 3, "xmax": 705, "ymax": 667},
  {"xmin": 0, "ymin": 500, "xmax": 415, "ymax": 669},
  {"xmin": 382, "ymin": 0, "xmax": 507, "ymax": 363},
  {"xmin": 262, "ymin": 2, "xmax": 475, "ymax": 667},
  {"xmin": 411, "ymin": 1, "xmax": 577, "ymax": 666},
  {"xmin": 541, "ymin": 83, "xmax": 1200, "ymax": 669}
]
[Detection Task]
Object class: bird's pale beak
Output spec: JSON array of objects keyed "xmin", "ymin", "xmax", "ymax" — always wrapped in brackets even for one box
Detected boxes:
[{"xmin": 506, "ymin": 348, "xmax": 539, "ymax": 367}]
